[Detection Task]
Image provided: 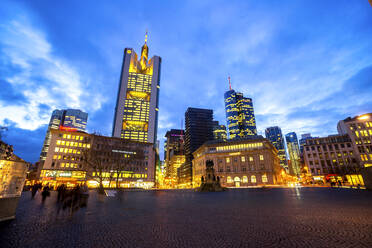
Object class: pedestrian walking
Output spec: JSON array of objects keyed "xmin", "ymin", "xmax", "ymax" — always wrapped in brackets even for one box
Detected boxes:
[
  {"xmin": 57, "ymin": 184, "xmax": 66, "ymax": 202},
  {"xmin": 31, "ymin": 183, "xmax": 39, "ymax": 199},
  {"xmin": 41, "ymin": 184, "xmax": 51, "ymax": 203}
]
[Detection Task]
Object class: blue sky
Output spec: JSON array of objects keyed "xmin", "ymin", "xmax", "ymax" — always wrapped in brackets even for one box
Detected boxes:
[{"xmin": 0, "ymin": 0, "xmax": 372, "ymax": 162}]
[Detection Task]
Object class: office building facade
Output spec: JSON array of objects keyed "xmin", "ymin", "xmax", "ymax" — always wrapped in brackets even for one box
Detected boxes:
[
  {"xmin": 337, "ymin": 113, "xmax": 372, "ymax": 169},
  {"xmin": 112, "ymin": 33, "xmax": 161, "ymax": 144},
  {"xmin": 302, "ymin": 135, "xmax": 363, "ymax": 185},
  {"xmin": 265, "ymin": 126, "xmax": 287, "ymax": 170},
  {"xmin": 179, "ymin": 108, "xmax": 213, "ymax": 187},
  {"xmin": 285, "ymin": 132, "xmax": 301, "ymax": 176},
  {"xmin": 164, "ymin": 129, "xmax": 185, "ymax": 186},
  {"xmin": 212, "ymin": 121, "xmax": 227, "ymax": 140},
  {"xmin": 39, "ymin": 109, "xmax": 88, "ymax": 161},
  {"xmin": 224, "ymin": 89, "xmax": 257, "ymax": 139},
  {"xmin": 39, "ymin": 129, "xmax": 155, "ymax": 189}
]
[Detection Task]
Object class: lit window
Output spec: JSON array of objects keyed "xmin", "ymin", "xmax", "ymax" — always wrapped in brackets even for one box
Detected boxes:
[
  {"xmin": 61, "ymin": 163, "xmax": 65, "ymax": 167},
  {"xmin": 227, "ymin": 176, "xmax": 233, "ymax": 183},
  {"xmin": 55, "ymin": 147, "xmax": 59, "ymax": 152},
  {"xmin": 262, "ymin": 174, "xmax": 268, "ymax": 183},
  {"xmin": 355, "ymin": 131, "xmax": 359, "ymax": 138},
  {"xmin": 249, "ymin": 156, "xmax": 253, "ymax": 162},
  {"xmin": 63, "ymin": 134, "xmax": 67, "ymax": 138},
  {"xmin": 241, "ymin": 156, "xmax": 245, "ymax": 162},
  {"xmin": 260, "ymin": 155, "xmax": 264, "ymax": 161},
  {"xmin": 87, "ymin": 144, "xmax": 91, "ymax": 148},
  {"xmin": 61, "ymin": 141, "xmax": 65, "ymax": 145},
  {"xmin": 56, "ymin": 140, "xmax": 61, "ymax": 145},
  {"xmin": 66, "ymin": 141, "xmax": 70, "ymax": 146},
  {"xmin": 242, "ymin": 176, "xmax": 248, "ymax": 183},
  {"xmin": 251, "ymin": 175, "xmax": 256, "ymax": 183},
  {"xmin": 226, "ymin": 157, "xmax": 230, "ymax": 163},
  {"xmin": 80, "ymin": 137, "xmax": 83, "ymax": 141},
  {"xmin": 67, "ymin": 135, "xmax": 71, "ymax": 139}
]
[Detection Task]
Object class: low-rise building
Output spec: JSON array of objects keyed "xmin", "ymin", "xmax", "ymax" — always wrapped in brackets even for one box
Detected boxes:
[
  {"xmin": 192, "ymin": 136, "xmax": 284, "ymax": 188},
  {"xmin": 39, "ymin": 129, "xmax": 155, "ymax": 189}
]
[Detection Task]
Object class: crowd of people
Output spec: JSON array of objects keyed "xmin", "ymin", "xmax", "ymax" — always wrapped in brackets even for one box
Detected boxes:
[{"xmin": 30, "ymin": 183, "xmax": 90, "ymax": 212}]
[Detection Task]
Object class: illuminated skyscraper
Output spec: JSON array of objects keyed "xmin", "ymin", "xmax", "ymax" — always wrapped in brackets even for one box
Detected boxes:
[
  {"xmin": 112, "ymin": 32, "xmax": 161, "ymax": 144},
  {"xmin": 265, "ymin": 126, "xmax": 287, "ymax": 171},
  {"xmin": 285, "ymin": 132, "xmax": 301, "ymax": 176},
  {"xmin": 39, "ymin": 109, "xmax": 88, "ymax": 161},
  {"xmin": 212, "ymin": 121, "xmax": 227, "ymax": 140},
  {"xmin": 224, "ymin": 77, "xmax": 257, "ymax": 139}
]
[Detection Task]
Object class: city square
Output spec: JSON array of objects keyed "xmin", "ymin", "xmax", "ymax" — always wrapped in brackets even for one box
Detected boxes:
[
  {"xmin": 1, "ymin": 187, "xmax": 372, "ymax": 248},
  {"xmin": 1, "ymin": 1, "xmax": 372, "ymax": 247}
]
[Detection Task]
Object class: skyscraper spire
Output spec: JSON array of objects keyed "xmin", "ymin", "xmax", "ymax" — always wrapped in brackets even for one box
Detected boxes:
[
  {"xmin": 140, "ymin": 30, "xmax": 149, "ymax": 70},
  {"xmin": 228, "ymin": 76, "xmax": 232, "ymax": 90}
]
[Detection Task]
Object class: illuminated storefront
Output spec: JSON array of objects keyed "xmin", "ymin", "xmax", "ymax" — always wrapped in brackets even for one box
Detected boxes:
[{"xmin": 40, "ymin": 170, "xmax": 86, "ymax": 188}]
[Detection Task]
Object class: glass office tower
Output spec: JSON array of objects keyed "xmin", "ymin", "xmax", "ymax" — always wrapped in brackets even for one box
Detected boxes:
[
  {"xmin": 224, "ymin": 89, "xmax": 257, "ymax": 139},
  {"xmin": 265, "ymin": 126, "xmax": 288, "ymax": 171},
  {"xmin": 285, "ymin": 132, "xmax": 301, "ymax": 176},
  {"xmin": 39, "ymin": 109, "xmax": 88, "ymax": 161},
  {"xmin": 112, "ymin": 33, "xmax": 161, "ymax": 144}
]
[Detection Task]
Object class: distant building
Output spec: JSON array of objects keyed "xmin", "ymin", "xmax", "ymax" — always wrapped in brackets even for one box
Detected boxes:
[
  {"xmin": 302, "ymin": 134, "xmax": 363, "ymax": 185},
  {"xmin": 224, "ymin": 78, "xmax": 257, "ymax": 139},
  {"xmin": 285, "ymin": 132, "xmax": 301, "ymax": 176},
  {"xmin": 265, "ymin": 126, "xmax": 287, "ymax": 170},
  {"xmin": 212, "ymin": 121, "xmax": 227, "ymax": 140},
  {"xmin": 192, "ymin": 136, "xmax": 284, "ymax": 188},
  {"xmin": 112, "ymin": 32, "xmax": 161, "ymax": 144},
  {"xmin": 299, "ymin": 133, "xmax": 313, "ymax": 154},
  {"xmin": 39, "ymin": 109, "xmax": 88, "ymax": 161},
  {"xmin": 179, "ymin": 108, "xmax": 214, "ymax": 187},
  {"xmin": 164, "ymin": 129, "xmax": 185, "ymax": 185},
  {"xmin": 337, "ymin": 113, "xmax": 372, "ymax": 169},
  {"xmin": 39, "ymin": 129, "xmax": 155, "ymax": 189}
]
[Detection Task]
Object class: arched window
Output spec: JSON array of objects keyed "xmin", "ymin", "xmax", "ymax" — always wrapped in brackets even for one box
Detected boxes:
[
  {"xmin": 234, "ymin": 177, "xmax": 240, "ymax": 182},
  {"xmin": 242, "ymin": 176, "xmax": 248, "ymax": 183},
  {"xmin": 262, "ymin": 174, "xmax": 268, "ymax": 183},
  {"xmin": 227, "ymin": 176, "xmax": 233, "ymax": 183},
  {"xmin": 251, "ymin": 175, "xmax": 256, "ymax": 183}
]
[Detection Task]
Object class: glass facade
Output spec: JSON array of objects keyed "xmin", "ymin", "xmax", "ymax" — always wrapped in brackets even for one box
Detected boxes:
[
  {"xmin": 40, "ymin": 109, "xmax": 88, "ymax": 161},
  {"xmin": 265, "ymin": 126, "xmax": 288, "ymax": 170},
  {"xmin": 285, "ymin": 132, "xmax": 301, "ymax": 176},
  {"xmin": 224, "ymin": 90, "xmax": 257, "ymax": 139},
  {"xmin": 212, "ymin": 121, "xmax": 227, "ymax": 140}
]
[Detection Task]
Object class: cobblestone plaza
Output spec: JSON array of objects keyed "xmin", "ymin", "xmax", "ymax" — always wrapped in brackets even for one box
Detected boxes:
[{"xmin": 1, "ymin": 188, "xmax": 372, "ymax": 248}]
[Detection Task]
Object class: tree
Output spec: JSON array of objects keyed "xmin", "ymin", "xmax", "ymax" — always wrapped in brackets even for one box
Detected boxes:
[{"xmin": 111, "ymin": 143, "xmax": 145, "ymax": 190}]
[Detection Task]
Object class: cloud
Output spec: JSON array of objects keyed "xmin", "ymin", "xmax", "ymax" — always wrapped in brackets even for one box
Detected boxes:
[{"xmin": 0, "ymin": 16, "xmax": 105, "ymax": 131}]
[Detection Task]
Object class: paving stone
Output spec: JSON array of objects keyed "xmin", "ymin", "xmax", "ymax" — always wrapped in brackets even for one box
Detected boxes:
[{"xmin": 0, "ymin": 188, "xmax": 371, "ymax": 248}]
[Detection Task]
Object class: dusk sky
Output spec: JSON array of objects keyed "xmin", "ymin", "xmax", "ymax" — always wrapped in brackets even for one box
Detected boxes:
[{"xmin": 1, "ymin": 0, "xmax": 372, "ymax": 162}]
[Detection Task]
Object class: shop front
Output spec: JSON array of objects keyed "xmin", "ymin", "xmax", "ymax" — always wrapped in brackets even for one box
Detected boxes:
[{"xmin": 40, "ymin": 170, "xmax": 86, "ymax": 189}]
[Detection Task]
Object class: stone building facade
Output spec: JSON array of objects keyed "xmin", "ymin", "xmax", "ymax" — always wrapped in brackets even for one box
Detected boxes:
[{"xmin": 192, "ymin": 136, "xmax": 283, "ymax": 188}]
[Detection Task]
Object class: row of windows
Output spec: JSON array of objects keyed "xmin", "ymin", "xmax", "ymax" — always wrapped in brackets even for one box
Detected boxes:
[
  {"xmin": 307, "ymin": 151, "xmax": 353, "ymax": 159},
  {"xmin": 56, "ymin": 140, "xmax": 90, "ymax": 148},
  {"xmin": 53, "ymin": 155, "xmax": 83, "ymax": 161},
  {"xmin": 219, "ymin": 164, "xmax": 267, "ymax": 172},
  {"xmin": 61, "ymin": 134, "xmax": 85, "ymax": 141},
  {"xmin": 54, "ymin": 147, "xmax": 82, "ymax": 154},
  {"xmin": 224, "ymin": 155, "xmax": 264, "ymax": 163},
  {"xmin": 355, "ymin": 130, "xmax": 372, "ymax": 138},
  {"xmin": 50, "ymin": 161, "xmax": 81, "ymax": 169},
  {"xmin": 308, "ymin": 158, "xmax": 357, "ymax": 167},
  {"xmin": 361, "ymin": 154, "xmax": 372, "ymax": 161},
  {"xmin": 349, "ymin": 122, "xmax": 372, "ymax": 130},
  {"xmin": 225, "ymin": 175, "xmax": 268, "ymax": 183},
  {"xmin": 305, "ymin": 143, "xmax": 351, "ymax": 152},
  {"xmin": 92, "ymin": 172, "xmax": 148, "ymax": 179},
  {"xmin": 214, "ymin": 143, "xmax": 263, "ymax": 152}
]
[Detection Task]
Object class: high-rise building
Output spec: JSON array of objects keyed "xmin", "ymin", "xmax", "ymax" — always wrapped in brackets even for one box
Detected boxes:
[
  {"xmin": 164, "ymin": 129, "xmax": 185, "ymax": 185},
  {"xmin": 39, "ymin": 109, "xmax": 88, "ymax": 161},
  {"xmin": 179, "ymin": 108, "xmax": 213, "ymax": 187},
  {"xmin": 112, "ymin": 33, "xmax": 161, "ymax": 144},
  {"xmin": 212, "ymin": 121, "xmax": 227, "ymax": 140},
  {"xmin": 224, "ymin": 78, "xmax": 257, "ymax": 139},
  {"xmin": 299, "ymin": 133, "xmax": 313, "ymax": 154},
  {"xmin": 285, "ymin": 132, "xmax": 301, "ymax": 176},
  {"xmin": 265, "ymin": 126, "xmax": 287, "ymax": 170},
  {"xmin": 337, "ymin": 113, "xmax": 372, "ymax": 169}
]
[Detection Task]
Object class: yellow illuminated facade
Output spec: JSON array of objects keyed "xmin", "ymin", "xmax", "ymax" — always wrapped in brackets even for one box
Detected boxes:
[
  {"xmin": 192, "ymin": 138, "xmax": 283, "ymax": 188},
  {"xmin": 113, "ymin": 32, "xmax": 161, "ymax": 144}
]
